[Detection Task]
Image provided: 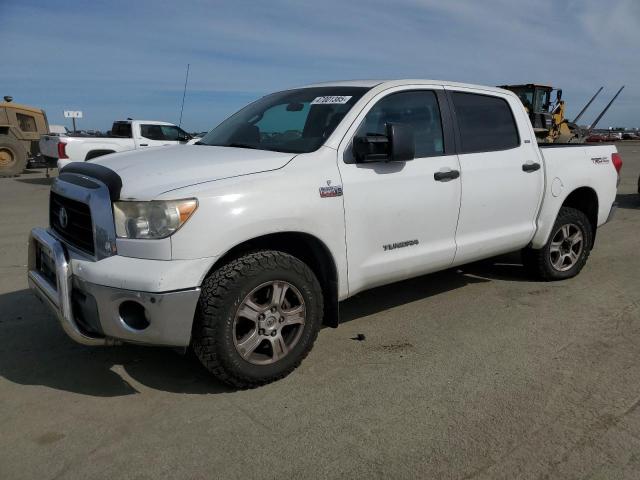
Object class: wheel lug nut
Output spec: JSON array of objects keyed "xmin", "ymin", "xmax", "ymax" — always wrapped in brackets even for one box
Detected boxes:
[
  {"xmin": 279, "ymin": 317, "xmax": 284, "ymax": 323},
  {"xmin": 270, "ymin": 331, "xmax": 277, "ymax": 337},
  {"xmin": 258, "ymin": 329, "xmax": 265, "ymax": 335},
  {"xmin": 271, "ymin": 307, "xmax": 277, "ymax": 313},
  {"xmin": 259, "ymin": 313, "xmax": 265, "ymax": 320}
]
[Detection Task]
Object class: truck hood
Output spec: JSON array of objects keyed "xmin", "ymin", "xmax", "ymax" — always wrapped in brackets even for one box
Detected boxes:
[{"xmin": 90, "ymin": 145, "xmax": 295, "ymax": 199}]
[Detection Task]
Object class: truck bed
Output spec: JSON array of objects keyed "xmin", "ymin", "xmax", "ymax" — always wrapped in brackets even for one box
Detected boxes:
[{"xmin": 538, "ymin": 143, "xmax": 615, "ymax": 148}]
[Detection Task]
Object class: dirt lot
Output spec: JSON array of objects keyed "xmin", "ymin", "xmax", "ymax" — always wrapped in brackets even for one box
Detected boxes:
[{"xmin": 1, "ymin": 144, "xmax": 639, "ymax": 480}]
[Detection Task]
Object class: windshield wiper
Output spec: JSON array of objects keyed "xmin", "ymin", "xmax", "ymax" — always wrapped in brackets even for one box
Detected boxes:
[{"xmin": 226, "ymin": 143, "xmax": 262, "ymax": 150}]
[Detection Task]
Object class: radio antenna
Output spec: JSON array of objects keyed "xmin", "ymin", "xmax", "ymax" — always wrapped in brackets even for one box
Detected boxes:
[{"xmin": 178, "ymin": 63, "xmax": 190, "ymax": 127}]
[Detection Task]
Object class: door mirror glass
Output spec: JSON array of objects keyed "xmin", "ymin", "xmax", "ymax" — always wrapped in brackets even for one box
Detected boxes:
[
  {"xmin": 353, "ymin": 123, "xmax": 414, "ymax": 163},
  {"xmin": 388, "ymin": 123, "xmax": 415, "ymax": 162}
]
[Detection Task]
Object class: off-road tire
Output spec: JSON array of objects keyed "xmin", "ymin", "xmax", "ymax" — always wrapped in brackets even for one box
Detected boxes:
[
  {"xmin": 0, "ymin": 136, "xmax": 28, "ymax": 177},
  {"xmin": 192, "ymin": 251, "xmax": 323, "ymax": 388},
  {"xmin": 522, "ymin": 206, "xmax": 593, "ymax": 281}
]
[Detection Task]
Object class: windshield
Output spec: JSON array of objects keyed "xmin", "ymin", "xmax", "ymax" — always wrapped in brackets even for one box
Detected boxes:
[
  {"xmin": 510, "ymin": 88, "xmax": 534, "ymax": 110},
  {"xmin": 199, "ymin": 86, "xmax": 370, "ymax": 153}
]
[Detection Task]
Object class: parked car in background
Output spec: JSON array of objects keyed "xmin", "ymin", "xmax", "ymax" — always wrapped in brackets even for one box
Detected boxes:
[
  {"xmin": 586, "ymin": 133, "xmax": 608, "ymax": 143},
  {"xmin": 0, "ymin": 96, "xmax": 50, "ymax": 176},
  {"xmin": 28, "ymin": 79, "xmax": 621, "ymax": 388},
  {"xmin": 39, "ymin": 119, "xmax": 195, "ymax": 169}
]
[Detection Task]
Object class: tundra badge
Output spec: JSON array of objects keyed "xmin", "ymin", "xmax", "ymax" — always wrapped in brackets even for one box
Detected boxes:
[{"xmin": 383, "ymin": 239, "xmax": 419, "ymax": 251}]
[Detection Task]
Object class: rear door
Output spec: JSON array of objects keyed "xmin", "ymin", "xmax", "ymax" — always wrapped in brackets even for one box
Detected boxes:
[
  {"xmin": 445, "ymin": 87, "xmax": 544, "ymax": 265},
  {"xmin": 337, "ymin": 86, "xmax": 462, "ymax": 294}
]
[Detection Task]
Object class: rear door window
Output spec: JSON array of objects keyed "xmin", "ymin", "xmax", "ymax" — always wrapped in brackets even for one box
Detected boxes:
[{"xmin": 451, "ymin": 92, "xmax": 519, "ymax": 153}]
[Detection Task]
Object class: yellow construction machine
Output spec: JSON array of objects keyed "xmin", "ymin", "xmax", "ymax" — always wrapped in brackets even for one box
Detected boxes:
[{"xmin": 498, "ymin": 84, "xmax": 624, "ymax": 144}]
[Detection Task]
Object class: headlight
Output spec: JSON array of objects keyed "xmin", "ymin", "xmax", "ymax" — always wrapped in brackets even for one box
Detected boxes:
[{"xmin": 113, "ymin": 199, "xmax": 198, "ymax": 239}]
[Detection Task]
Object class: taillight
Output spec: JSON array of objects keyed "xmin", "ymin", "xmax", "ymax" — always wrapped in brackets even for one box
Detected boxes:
[
  {"xmin": 612, "ymin": 152, "xmax": 622, "ymax": 173},
  {"xmin": 57, "ymin": 141, "xmax": 68, "ymax": 159}
]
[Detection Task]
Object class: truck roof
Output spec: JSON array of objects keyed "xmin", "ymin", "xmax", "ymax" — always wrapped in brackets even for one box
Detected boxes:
[
  {"xmin": 0, "ymin": 101, "xmax": 44, "ymax": 114},
  {"xmin": 299, "ymin": 79, "xmax": 512, "ymax": 95},
  {"xmin": 115, "ymin": 120, "xmax": 176, "ymax": 126},
  {"xmin": 499, "ymin": 83, "xmax": 554, "ymax": 89}
]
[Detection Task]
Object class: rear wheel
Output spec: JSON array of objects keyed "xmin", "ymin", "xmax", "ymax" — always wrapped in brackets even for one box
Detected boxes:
[
  {"xmin": 522, "ymin": 206, "xmax": 593, "ymax": 281},
  {"xmin": 0, "ymin": 136, "xmax": 27, "ymax": 177},
  {"xmin": 192, "ymin": 251, "xmax": 323, "ymax": 388}
]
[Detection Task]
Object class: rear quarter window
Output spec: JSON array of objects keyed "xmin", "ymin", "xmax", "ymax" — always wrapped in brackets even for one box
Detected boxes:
[
  {"xmin": 452, "ymin": 92, "xmax": 520, "ymax": 153},
  {"xmin": 111, "ymin": 122, "xmax": 132, "ymax": 137}
]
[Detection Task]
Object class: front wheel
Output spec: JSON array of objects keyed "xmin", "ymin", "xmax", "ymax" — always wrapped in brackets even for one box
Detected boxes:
[
  {"xmin": 0, "ymin": 136, "xmax": 28, "ymax": 177},
  {"xmin": 192, "ymin": 251, "xmax": 323, "ymax": 388},
  {"xmin": 522, "ymin": 206, "xmax": 593, "ymax": 281}
]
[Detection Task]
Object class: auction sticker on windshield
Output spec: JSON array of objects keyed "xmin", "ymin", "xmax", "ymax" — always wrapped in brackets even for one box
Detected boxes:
[{"xmin": 311, "ymin": 96, "xmax": 352, "ymax": 105}]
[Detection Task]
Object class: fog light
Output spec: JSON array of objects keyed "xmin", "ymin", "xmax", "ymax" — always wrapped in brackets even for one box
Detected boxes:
[{"xmin": 119, "ymin": 301, "xmax": 150, "ymax": 330}]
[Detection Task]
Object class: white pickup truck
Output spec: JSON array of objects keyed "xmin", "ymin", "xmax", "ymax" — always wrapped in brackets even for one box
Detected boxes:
[
  {"xmin": 28, "ymin": 79, "xmax": 621, "ymax": 388},
  {"xmin": 39, "ymin": 119, "xmax": 195, "ymax": 169}
]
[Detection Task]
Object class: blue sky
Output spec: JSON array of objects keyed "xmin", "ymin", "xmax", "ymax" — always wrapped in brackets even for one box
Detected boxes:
[{"xmin": 1, "ymin": 0, "xmax": 638, "ymax": 132}]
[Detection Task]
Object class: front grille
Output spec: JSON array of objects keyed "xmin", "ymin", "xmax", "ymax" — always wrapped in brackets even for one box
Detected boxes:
[{"xmin": 50, "ymin": 192, "xmax": 95, "ymax": 255}]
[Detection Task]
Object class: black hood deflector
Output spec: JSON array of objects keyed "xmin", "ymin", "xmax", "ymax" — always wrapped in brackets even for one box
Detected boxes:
[{"xmin": 60, "ymin": 162, "xmax": 123, "ymax": 201}]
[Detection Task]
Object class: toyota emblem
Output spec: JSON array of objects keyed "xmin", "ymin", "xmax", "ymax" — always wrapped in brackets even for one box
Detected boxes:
[{"xmin": 58, "ymin": 207, "xmax": 69, "ymax": 229}]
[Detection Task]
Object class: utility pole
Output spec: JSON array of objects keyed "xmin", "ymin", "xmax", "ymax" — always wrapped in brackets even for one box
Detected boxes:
[{"xmin": 179, "ymin": 63, "xmax": 190, "ymax": 128}]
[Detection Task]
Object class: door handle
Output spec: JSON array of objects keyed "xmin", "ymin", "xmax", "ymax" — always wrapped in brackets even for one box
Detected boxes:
[
  {"xmin": 434, "ymin": 169, "xmax": 460, "ymax": 181},
  {"xmin": 522, "ymin": 162, "xmax": 541, "ymax": 172},
  {"xmin": 139, "ymin": 143, "xmax": 149, "ymax": 146}
]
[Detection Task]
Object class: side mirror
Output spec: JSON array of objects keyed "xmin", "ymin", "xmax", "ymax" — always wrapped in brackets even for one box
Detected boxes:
[
  {"xmin": 353, "ymin": 123, "xmax": 414, "ymax": 163},
  {"xmin": 556, "ymin": 89, "xmax": 563, "ymax": 101},
  {"xmin": 387, "ymin": 123, "xmax": 415, "ymax": 162}
]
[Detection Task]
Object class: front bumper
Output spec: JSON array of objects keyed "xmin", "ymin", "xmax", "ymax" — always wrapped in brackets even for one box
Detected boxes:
[{"xmin": 27, "ymin": 227, "xmax": 201, "ymax": 347}]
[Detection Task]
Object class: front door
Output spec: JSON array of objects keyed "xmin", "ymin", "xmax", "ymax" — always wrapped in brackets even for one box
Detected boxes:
[{"xmin": 338, "ymin": 87, "xmax": 462, "ymax": 295}]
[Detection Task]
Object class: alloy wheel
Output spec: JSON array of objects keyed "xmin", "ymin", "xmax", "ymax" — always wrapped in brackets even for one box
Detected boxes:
[
  {"xmin": 233, "ymin": 281, "xmax": 306, "ymax": 365},
  {"xmin": 549, "ymin": 223, "xmax": 584, "ymax": 272}
]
